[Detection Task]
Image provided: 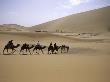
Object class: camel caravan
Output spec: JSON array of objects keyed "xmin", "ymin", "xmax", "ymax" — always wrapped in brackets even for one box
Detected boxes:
[{"xmin": 2, "ymin": 40, "xmax": 69, "ymax": 55}]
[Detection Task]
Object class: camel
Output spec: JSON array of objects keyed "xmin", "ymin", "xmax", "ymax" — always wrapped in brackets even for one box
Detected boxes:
[
  {"xmin": 19, "ymin": 43, "xmax": 34, "ymax": 55},
  {"xmin": 48, "ymin": 45, "xmax": 61, "ymax": 54},
  {"xmin": 61, "ymin": 45, "xmax": 69, "ymax": 53},
  {"xmin": 48, "ymin": 45, "xmax": 54, "ymax": 54},
  {"xmin": 33, "ymin": 45, "xmax": 46, "ymax": 54},
  {"xmin": 53, "ymin": 46, "xmax": 61, "ymax": 54},
  {"xmin": 3, "ymin": 44, "xmax": 20, "ymax": 55}
]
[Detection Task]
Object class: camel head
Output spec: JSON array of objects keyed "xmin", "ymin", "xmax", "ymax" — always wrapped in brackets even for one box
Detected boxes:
[
  {"xmin": 15, "ymin": 44, "xmax": 20, "ymax": 48},
  {"xmin": 29, "ymin": 45, "xmax": 34, "ymax": 49},
  {"xmin": 58, "ymin": 46, "xmax": 61, "ymax": 49},
  {"xmin": 43, "ymin": 46, "xmax": 46, "ymax": 49}
]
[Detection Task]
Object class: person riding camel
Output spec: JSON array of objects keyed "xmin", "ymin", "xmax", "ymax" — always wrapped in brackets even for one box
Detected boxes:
[
  {"xmin": 7, "ymin": 40, "xmax": 14, "ymax": 47},
  {"xmin": 23, "ymin": 43, "xmax": 27, "ymax": 47},
  {"xmin": 49, "ymin": 42, "xmax": 52, "ymax": 47},
  {"xmin": 37, "ymin": 41, "xmax": 41, "ymax": 47}
]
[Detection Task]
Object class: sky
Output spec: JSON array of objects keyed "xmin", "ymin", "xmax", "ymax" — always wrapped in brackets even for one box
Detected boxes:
[{"xmin": 0, "ymin": 0, "xmax": 110, "ymax": 26}]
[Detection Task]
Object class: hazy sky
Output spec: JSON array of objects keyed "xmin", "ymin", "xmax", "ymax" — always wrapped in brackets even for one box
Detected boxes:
[{"xmin": 0, "ymin": 0, "xmax": 110, "ymax": 26}]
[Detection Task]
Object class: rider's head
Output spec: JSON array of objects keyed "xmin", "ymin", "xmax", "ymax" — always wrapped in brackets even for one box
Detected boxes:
[
  {"xmin": 10, "ymin": 40, "xmax": 13, "ymax": 42},
  {"xmin": 50, "ymin": 42, "xmax": 52, "ymax": 45}
]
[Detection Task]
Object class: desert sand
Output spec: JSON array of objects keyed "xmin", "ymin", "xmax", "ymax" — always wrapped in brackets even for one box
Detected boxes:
[
  {"xmin": 0, "ymin": 32, "xmax": 110, "ymax": 82},
  {"xmin": 0, "ymin": 6, "xmax": 110, "ymax": 82}
]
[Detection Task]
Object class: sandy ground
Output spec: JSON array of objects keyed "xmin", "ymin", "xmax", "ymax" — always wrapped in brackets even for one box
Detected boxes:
[{"xmin": 0, "ymin": 32, "xmax": 110, "ymax": 82}]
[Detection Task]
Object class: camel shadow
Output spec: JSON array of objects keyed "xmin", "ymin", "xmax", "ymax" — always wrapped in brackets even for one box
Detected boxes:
[
  {"xmin": 3, "ymin": 53, "xmax": 12, "ymax": 55},
  {"xmin": 22, "ymin": 54, "xmax": 28, "ymax": 55}
]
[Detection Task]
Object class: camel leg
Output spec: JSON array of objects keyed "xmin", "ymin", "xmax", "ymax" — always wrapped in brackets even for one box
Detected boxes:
[
  {"xmin": 48, "ymin": 49, "xmax": 51, "ymax": 54},
  {"xmin": 33, "ymin": 48, "xmax": 35, "ymax": 52},
  {"xmin": 3, "ymin": 48, "xmax": 6, "ymax": 55},
  {"xmin": 56, "ymin": 49, "xmax": 59, "ymax": 54},
  {"xmin": 12, "ymin": 49, "xmax": 16, "ymax": 54},
  {"xmin": 67, "ymin": 47, "xmax": 69, "ymax": 53},
  {"xmin": 52, "ymin": 50, "xmax": 54, "ymax": 54},
  {"xmin": 19, "ymin": 49, "xmax": 23, "ymax": 55},
  {"xmin": 13, "ymin": 49, "xmax": 16, "ymax": 54},
  {"xmin": 7, "ymin": 49, "xmax": 9, "ymax": 53},
  {"xmin": 61, "ymin": 48, "xmax": 62, "ymax": 53},
  {"xmin": 33, "ymin": 48, "xmax": 39, "ymax": 55},
  {"xmin": 48, "ymin": 49, "xmax": 50, "ymax": 54},
  {"xmin": 35, "ymin": 49, "xmax": 39, "ymax": 54},
  {"xmin": 28, "ymin": 49, "xmax": 31, "ymax": 55},
  {"xmin": 33, "ymin": 48, "xmax": 35, "ymax": 54},
  {"xmin": 5, "ymin": 49, "xmax": 9, "ymax": 54},
  {"xmin": 41, "ymin": 49, "xmax": 44, "ymax": 54},
  {"xmin": 11, "ymin": 49, "xmax": 13, "ymax": 54},
  {"xmin": 26, "ymin": 49, "xmax": 28, "ymax": 52},
  {"xmin": 54, "ymin": 50, "xmax": 56, "ymax": 54},
  {"xmin": 11, "ymin": 49, "xmax": 14, "ymax": 54},
  {"xmin": 33, "ymin": 48, "xmax": 36, "ymax": 54}
]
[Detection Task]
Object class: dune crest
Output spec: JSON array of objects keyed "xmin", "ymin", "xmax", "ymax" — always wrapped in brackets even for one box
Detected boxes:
[{"xmin": 28, "ymin": 6, "xmax": 110, "ymax": 33}]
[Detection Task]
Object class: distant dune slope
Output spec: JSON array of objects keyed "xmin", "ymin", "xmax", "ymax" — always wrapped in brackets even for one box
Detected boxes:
[
  {"xmin": 0, "ymin": 24, "xmax": 27, "ymax": 32},
  {"xmin": 29, "ymin": 6, "xmax": 110, "ymax": 33}
]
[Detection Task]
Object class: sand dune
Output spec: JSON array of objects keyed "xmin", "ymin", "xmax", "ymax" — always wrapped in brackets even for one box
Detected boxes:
[
  {"xmin": 0, "ymin": 24, "xmax": 27, "ymax": 32},
  {"xmin": 29, "ymin": 6, "xmax": 110, "ymax": 33}
]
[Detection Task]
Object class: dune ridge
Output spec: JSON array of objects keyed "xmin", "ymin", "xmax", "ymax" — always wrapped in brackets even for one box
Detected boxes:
[{"xmin": 28, "ymin": 6, "xmax": 110, "ymax": 33}]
